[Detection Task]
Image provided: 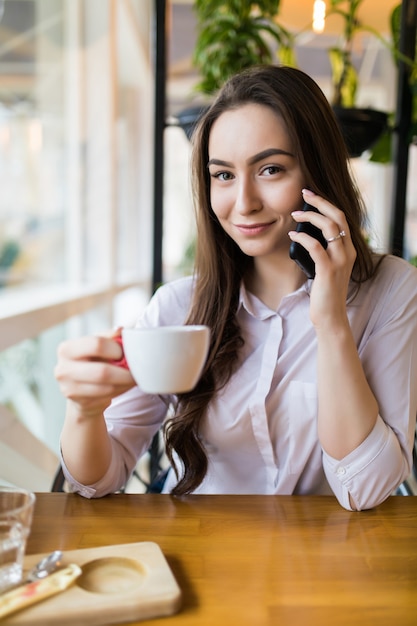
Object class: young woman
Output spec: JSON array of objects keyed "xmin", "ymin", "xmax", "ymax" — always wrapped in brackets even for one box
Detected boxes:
[{"xmin": 55, "ymin": 65, "xmax": 417, "ymax": 510}]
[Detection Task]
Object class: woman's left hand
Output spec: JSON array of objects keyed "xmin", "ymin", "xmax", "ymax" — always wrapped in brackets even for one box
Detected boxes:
[{"xmin": 289, "ymin": 189, "xmax": 357, "ymax": 330}]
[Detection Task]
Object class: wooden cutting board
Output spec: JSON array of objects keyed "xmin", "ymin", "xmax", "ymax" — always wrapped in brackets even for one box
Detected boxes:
[{"xmin": 3, "ymin": 542, "xmax": 182, "ymax": 625}]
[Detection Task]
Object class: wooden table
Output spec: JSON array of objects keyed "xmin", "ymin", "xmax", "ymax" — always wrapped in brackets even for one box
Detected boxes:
[{"xmin": 26, "ymin": 493, "xmax": 417, "ymax": 626}]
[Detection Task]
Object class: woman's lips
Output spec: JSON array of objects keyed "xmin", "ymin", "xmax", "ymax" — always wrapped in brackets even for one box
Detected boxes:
[{"xmin": 235, "ymin": 222, "xmax": 275, "ymax": 235}]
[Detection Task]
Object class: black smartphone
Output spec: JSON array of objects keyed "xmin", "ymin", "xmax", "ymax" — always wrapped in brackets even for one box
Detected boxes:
[{"xmin": 289, "ymin": 202, "xmax": 327, "ymax": 279}]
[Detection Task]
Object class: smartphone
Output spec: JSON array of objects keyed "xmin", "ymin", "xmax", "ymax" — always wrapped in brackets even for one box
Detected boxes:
[{"xmin": 289, "ymin": 202, "xmax": 327, "ymax": 279}]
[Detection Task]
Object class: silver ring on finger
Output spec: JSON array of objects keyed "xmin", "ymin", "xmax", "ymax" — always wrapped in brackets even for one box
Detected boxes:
[{"xmin": 326, "ymin": 230, "xmax": 346, "ymax": 243}]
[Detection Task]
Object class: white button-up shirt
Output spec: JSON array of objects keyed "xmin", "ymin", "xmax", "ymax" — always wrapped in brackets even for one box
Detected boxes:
[{"xmin": 62, "ymin": 255, "xmax": 417, "ymax": 510}]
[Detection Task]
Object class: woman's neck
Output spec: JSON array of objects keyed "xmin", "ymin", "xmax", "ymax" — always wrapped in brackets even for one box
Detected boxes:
[{"xmin": 245, "ymin": 255, "xmax": 306, "ymax": 310}]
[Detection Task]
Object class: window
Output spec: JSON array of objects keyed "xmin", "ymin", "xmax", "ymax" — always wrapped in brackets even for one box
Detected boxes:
[{"xmin": 0, "ymin": 0, "xmax": 155, "ymax": 486}]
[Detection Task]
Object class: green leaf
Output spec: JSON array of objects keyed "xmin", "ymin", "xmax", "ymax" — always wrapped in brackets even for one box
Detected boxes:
[
  {"xmin": 390, "ymin": 4, "xmax": 401, "ymax": 55},
  {"xmin": 368, "ymin": 129, "xmax": 392, "ymax": 164},
  {"xmin": 192, "ymin": 0, "xmax": 293, "ymax": 95},
  {"xmin": 329, "ymin": 47, "xmax": 358, "ymax": 107},
  {"xmin": 278, "ymin": 46, "xmax": 297, "ymax": 67}
]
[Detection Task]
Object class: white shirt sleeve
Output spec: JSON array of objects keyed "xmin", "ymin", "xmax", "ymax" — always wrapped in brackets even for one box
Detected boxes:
[
  {"xmin": 323, "ymin": 257, "xmax": 417, "ymax": 510},
  {"xmin": 323, "ymin": 416, "xmax": 410, "ymax": 510},
  {"xmin": 61, "ymin": 277, "xmax": 195, "ymax": 497}
]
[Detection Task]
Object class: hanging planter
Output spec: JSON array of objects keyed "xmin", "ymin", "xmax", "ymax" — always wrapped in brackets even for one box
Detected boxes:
[
  {"xmin": 173, "ymin": 105, "xmax": 209, "ymax": 141},
  {"xmin": 332, "ymin": 106, "xmax": 389, "ymax": 158},
  {"xmin": 176, "ymin": 1, "xmax": 414, "ymax": 161}
]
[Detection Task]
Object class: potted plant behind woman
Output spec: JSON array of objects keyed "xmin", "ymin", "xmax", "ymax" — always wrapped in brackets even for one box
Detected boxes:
[
  {"xmin": 325, "ymin": 0, "xmax": 391, "ymax": 157},
  {"xmin": 179, "ymin": 1, "xmax": 415, "ymax": 158},
  {"xmin": 369, "ymin": 1, "xmax": 417, "ymax": 163},
  {"xmin": 326, "ymin": 0, "xmax": 417, "ymax": 159},
  {"xmin": 176, "ymin": 0, "xmax": 295, "ymax": 139}
]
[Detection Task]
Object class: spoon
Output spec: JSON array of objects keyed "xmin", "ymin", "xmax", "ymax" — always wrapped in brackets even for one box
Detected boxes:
[
  {"xmin": 26, "ymin": 550, "xmax": 63, "ymax": 582},
  {"xmin": 0, "ymin": 563, "xmax": 81, "ymax": 620}
]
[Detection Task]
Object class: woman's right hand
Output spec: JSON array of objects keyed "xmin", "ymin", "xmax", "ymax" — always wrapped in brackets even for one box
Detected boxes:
[{"xmin": 54, "ymin": 329, "xmax": 135, "ymax": 418}]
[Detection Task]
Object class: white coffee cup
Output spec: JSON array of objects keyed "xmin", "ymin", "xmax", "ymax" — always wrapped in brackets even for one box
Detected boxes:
[{"xmin": 121, "ymin": 325, "xmax": 210, "ymax": 394}]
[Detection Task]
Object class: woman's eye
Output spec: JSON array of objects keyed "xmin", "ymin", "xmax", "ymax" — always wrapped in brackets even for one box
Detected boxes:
[
  {"xmin": 262, "ymin": 165, "xmax": 282, "ymax": 176},
  {"xmin": 212, "ymin": 171, "xmax": 233, "ymax": 181}
]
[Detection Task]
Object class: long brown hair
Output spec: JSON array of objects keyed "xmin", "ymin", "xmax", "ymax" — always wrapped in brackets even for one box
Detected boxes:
[{"xmin": 165, "ymin": 65, "xmax": 377, "ymax": 496}]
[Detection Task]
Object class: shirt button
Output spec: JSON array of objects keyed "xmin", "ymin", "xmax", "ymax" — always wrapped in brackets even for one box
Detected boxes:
[{"xmin": 336, "ymin": 466, "xmax": 346, "ymax": 476}]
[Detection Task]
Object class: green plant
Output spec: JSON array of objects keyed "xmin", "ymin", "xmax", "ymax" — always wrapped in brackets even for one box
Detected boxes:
[
  {"xmin": 189, "ymin": 1, "xmax": 416, "ymax": 161},
  {"xmin": 389, "ymin": 2, "xmax": 417, "ymax": 107},
  {"xmin": 369, "ymin": 3, "xmax": 417, "ymax": 162},
  {"xmin": 327, "ymin": 0, "xmax": 378, "ymax": 107},
  {"xmin": 192, "ymin": 0, "xmax": 295, "ymax": 96},
  {"xmin": 0, "ymin": 240, "xmax": 20, "ymax": 287},
  {"xmin": 324, "ymin": 1, "xmax": 416, "ymax": 161},
  {"xmin": 0, "ymin": 240, "xmax": 19, "ymax": 269},
  {"xmin": 327, "ymin": 1, "xmax": 415, "ymax": 106}
]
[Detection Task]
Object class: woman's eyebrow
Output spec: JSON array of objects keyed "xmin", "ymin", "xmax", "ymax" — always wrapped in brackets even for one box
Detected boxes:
[
  {"xmin": 247, "ymin": 148, "xmax": 294, "ymax": 164},
  {"xmin": 207, "ymin": 158, "xmax": 233, "ymax": 168},
  {"xmin": 207, "ymin": 148, "xmax": 294, "ymax": 169}
]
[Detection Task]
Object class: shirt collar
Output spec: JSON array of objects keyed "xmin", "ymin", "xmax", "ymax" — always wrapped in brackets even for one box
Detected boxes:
[{"xmin": 238, "ymin": 280, "xmax": 311, "ymax": 320}]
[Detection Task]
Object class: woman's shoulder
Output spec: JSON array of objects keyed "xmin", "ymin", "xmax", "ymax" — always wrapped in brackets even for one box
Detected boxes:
[
  {"xmin": 140, "ymin": 275, "xmax": 195, "ymax": 326},
  {"xmin": 359, "ymin": 254, "xmax": 417, "ymax": 316},
  {"xmin": 154, "ymin": 275, "xmax": 196, "ymax": 302},
  {"xmin": 349, "ymin": 255, "xmax": 417, "ymax": 331},
  {"xmin": 373, "ymin": 254, "xmax": 417, "ymax": 290}
]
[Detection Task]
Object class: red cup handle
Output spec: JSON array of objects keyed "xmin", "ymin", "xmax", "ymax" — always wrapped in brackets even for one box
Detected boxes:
[{"xmin": 110, "ymin": 336, "xmax": 129, "ymax": 369}]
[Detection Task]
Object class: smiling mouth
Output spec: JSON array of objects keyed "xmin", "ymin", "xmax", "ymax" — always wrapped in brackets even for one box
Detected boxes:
[{"xmin": 235, "ymin": 222, "xmax": 275, "ymax": 235}]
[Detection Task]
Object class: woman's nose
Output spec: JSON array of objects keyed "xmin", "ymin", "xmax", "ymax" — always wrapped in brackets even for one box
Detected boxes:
[{"xmin": 235, "ymin": 178, "xmax": 262, "ymax": 214}]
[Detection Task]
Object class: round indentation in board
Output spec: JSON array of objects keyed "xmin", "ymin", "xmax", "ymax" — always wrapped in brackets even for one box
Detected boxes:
[{"xmin": 76, "ymin": 557, "xmax": 146, "ymax": 594}]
